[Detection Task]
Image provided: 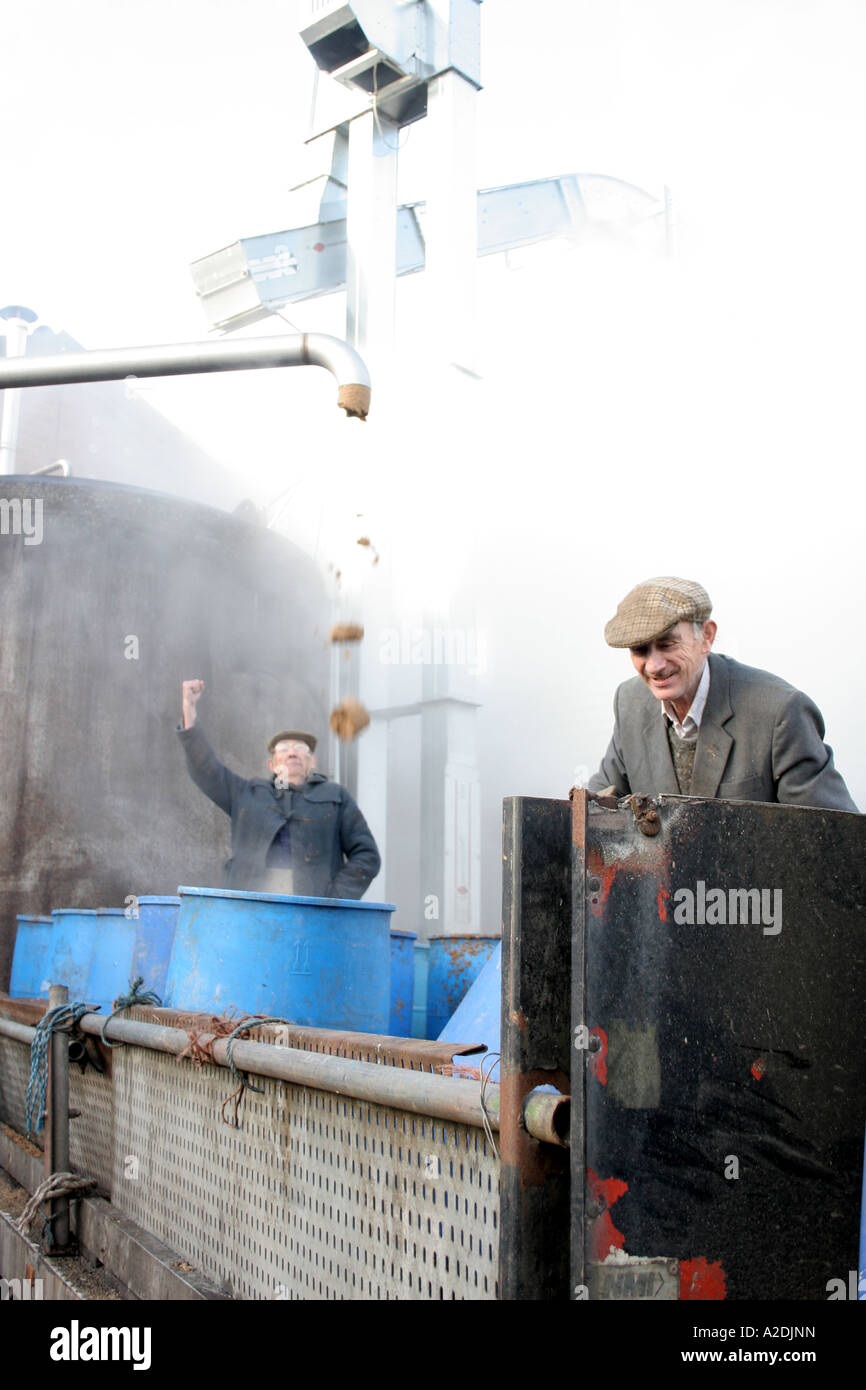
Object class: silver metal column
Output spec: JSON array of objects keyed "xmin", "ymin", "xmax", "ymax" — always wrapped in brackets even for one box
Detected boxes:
[
  {"xmin": 346, "ymin": 107, "xmax": 399, "ymax": 369},
  {"xmin": 423, "ymin": 69, "xmax": 479, "ymax": 371},
  {"xmin": 0, "ymin": 305, "xmax": 37, "ymax": 475}
]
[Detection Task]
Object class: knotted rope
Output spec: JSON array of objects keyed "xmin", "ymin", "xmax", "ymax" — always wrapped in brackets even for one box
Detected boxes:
[
  {"xmin": 219, "ymin": 1016, "xmax": 292, "ymax": 1128},
  {"xmin": 100, "ymin": 975, "xmax": 163, "ymax": 1046},
  {"xmin": 16, "ymin": 1172, "xmax": 96, "ymax": 1246},
  {"xmin": 26, "ymin": 1003, "xmax": 93, "ymax": 1136}
]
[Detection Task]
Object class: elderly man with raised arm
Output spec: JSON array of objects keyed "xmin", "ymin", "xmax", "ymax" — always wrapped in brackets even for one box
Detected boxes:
[{"xmin": 177, "ymin": 679, "xmax": 381, "ymax": 896}]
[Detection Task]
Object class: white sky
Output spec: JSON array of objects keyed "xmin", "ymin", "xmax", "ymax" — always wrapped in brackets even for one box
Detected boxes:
[{"xmin": 3, "ymin": 0, "xmax": 865, "ymax": 840}]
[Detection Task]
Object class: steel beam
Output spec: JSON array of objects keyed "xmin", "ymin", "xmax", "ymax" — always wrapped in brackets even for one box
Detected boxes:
[
  {"xmin": 499, "ymin": 797, "xmax": 572, "ymax": 1300},
  {"xmin": 45, "ymin": 984, "xmax": 71, "ymax": 1251}
]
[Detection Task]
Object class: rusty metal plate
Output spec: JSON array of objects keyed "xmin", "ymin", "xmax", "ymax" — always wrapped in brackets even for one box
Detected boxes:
[
  {"xmin": 135, "ymin": 1008, "xmax": 483, "ymax": 1072},
  {"xmin": 589, "ymin": 1257, "xmax": 679, "ymax": 1301},
  {"xmin": 574, "ymin": 794, "xmax": 866, "ymax": 1301}
]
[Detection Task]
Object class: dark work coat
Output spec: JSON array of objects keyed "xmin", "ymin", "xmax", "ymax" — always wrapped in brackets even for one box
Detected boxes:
[
  {"xmin": 589, "ymin": 652, "xmax": 859, "ymax": 812},
  {"xmin": 177, "ymin": 723, "xmax": 381, "ymax": 897}
]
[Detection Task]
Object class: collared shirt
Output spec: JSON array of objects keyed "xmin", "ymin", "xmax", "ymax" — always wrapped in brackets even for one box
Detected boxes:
[{"xmin": 662, "ymin": 661, "xmax": 710, "ymax": 742}]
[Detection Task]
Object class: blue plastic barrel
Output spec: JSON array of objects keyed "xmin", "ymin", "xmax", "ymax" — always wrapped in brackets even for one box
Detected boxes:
[
  {"xmin": 9, "ymin": 916, "xmax": 53, "ymax": 999},
  {"xmin": 130, "ymin": 895, "xmax": 180, "ymax": 1002},
  {"xmin": 166, "ymin": 887, "xmax": 395, "ymax": 1030},
  {"xmin": 47, "ymin": 910, "xmax": 100, "ymax": 1002},
  {"xmin": 411, "ymin": 941, "xmax": 429, "ymax": 1038},
  {"xmin": 389, "ymin": 930, "xmax": 417, "ymax": 1036},
  {"xmin": 87, "ymin": 909, "xmax": 137, "ymax": 1012},
  {"xmin": 426, "ymin": 935, "xmax": 501, "ymax": 1038},
  {"xmin": 437, "ymin": 941, "xmax": 501, "ymax": 1080}
]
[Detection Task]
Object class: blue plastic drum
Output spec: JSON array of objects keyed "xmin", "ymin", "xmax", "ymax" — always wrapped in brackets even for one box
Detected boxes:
[
  {"xmin": 426, "ymin": 935, "xmax": 501, "ymax": 1038},
  {"xmin": 130, "ymin": 895, "xmax": 180, "ymax": 1002},
  {"xmin": 46, "ymin": 910, "xmax": 99, "ymax": 1002},
  {"xmin": 166, "ymin": 887, "xmax": 395, "ymax": 1031},
  {"xmin": 9, "ymin": 916, "xmax": 53, "ymax": 999},
  {"xmin": 87, "ymin": 909, "xmax": 137, "ymax": 1012},
  {"xmin": 437, "ymin": 941, "xmax": 501, "ymax": 1080},
  {"xmin": 388, "ymin": 930, "xmax": 417, "ymax": 1036}
]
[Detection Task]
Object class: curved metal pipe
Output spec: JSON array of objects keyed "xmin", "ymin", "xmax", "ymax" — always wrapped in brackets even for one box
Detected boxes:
[
  {"xmin": 30, "ymin": 458, "xmax": 71, "ymax": 477},
  {"xmin": 0, "ymin": 332, "xmax": 371, "ymax": 419}
]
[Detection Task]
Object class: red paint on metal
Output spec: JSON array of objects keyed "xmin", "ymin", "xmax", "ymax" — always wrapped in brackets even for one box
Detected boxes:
[
  {"xmin": 588, "ymin": 862, "xmax": 620, "ymax": 917},
  {"xmin": 657, "ymin": 884, "xmax": 669, "ymax": 922},
  {"xmin": 750, "ymin": 1057, "xmax": 766, "ymax": 1081},
  {"xmin": 679, "ymin": 1257, "xmax": 727, "ymax": 1300},
  {"xmin": 586, "ymin": 1168, "xmax": 629, "ymax": 1262},
  {"xmin": 588, "ymin": 1025, "xmax": 608, "ymax": 1084}
]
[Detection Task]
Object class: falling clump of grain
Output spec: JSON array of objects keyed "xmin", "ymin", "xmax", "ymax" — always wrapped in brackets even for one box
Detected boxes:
[
  {"xmin": 356, "ymin": 536, "xmax": 380, "ymax": 565},
  {"xmin": 330, "ymin": 697, "xmax": 371, "ymax": 742},
  {"xmin": 329, "ymin": 623, "xmax": 365, "ymax": 643}
]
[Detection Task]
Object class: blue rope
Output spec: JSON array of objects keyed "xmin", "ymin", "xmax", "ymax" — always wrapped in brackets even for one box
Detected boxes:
[
  {"xmin": 26, "ymin": 1003, "xmax": 93, "ymax": 1136},
  {"xmin": 100, "ymin": 975, "xmax": 162, "ymax": 1047}
]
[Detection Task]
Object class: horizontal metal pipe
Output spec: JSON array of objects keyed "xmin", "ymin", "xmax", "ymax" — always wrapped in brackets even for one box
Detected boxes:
[
  {"xmin": 483, "ymin": 1090, "xmax": 571, "ymax": 1149},
  {"xmin": 0, "ymin": 1017, "xmax": 36, "ymax": 1044},
  {"xmin": 77, "ymin": 1014, "xmax": 498, "ymax": 1130},
  {"xmin": 0, "ymin": 333, "xmax": 371, "ymax": 418},
  {"xmin": 0, "ymin": 1013, "xmax": 569, "ymax": 1145}
]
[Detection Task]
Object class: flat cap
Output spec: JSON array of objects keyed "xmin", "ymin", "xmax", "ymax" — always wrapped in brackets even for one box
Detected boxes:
[
  {"xmin": 604, "ymin": 576, "xmax": 713, "ymax": 648},
  {"xmin": 267, "ymin": 729, "xmax": 317, "ymax": 754}
]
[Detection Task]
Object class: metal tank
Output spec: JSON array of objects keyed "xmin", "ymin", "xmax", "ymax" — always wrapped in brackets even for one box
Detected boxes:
[{"xmin": 0, "ymin": 475, "xmax": 331, "ymax": 988}]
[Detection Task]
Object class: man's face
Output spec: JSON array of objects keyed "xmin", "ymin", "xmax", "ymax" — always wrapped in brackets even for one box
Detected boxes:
[
  {"xmin": 629, "ymin": 620, "xmax": 717, "ymax": 706},
  {"xmin": 268, "ymin": 739, "xmax": 316, "ymax": 788}
]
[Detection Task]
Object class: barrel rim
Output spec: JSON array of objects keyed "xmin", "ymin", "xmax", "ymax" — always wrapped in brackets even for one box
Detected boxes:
[{"xmin": 177, "ymin": 885, "xmax": 396, "ymax": 911}]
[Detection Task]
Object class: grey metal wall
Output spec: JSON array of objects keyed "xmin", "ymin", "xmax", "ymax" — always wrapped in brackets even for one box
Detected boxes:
[{"xmin": 0, "ymin": 477, "xmax": 331, "ymax": 987}]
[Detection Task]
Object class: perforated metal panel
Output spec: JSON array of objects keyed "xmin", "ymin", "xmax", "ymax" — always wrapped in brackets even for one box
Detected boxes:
[
  {"xmin": 68, "ymin": 1066, "xmax": 114, "ymax": 1195},
  {"xmin": 0, "ymin": 1035, "xmax": 113, "ymax": 1194},
  {"xmin": 112, "ymin": 1047, "xmax": 499, "ymax": 1300},
  {"xmin": 0, "ymin": 1036, "xmax": 33, "ymax": 1139}
]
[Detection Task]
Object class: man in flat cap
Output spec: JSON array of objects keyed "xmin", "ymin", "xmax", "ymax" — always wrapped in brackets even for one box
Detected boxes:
[
  {"xmin": 177, "ymin": 679, "xmax": 381, "ymax": 896},
  {"xmin": 588, "ymin": 577, "xmax": 858, "ymax": 811}
]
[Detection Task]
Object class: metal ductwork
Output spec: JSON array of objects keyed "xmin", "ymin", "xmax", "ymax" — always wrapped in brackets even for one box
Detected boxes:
[{"xmin": 298, "ymin": 0, "xmax": 481, "ymax": 126}]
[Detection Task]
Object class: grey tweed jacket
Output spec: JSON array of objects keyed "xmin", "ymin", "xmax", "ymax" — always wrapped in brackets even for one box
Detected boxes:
[{"xmin": 588, "ymin": 652, "xmax": 858, "ymax": 812}]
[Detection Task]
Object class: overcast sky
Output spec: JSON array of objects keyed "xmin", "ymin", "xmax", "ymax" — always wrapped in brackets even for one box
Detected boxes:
[{"xmin": 2, "ymin": 1, "xmax": 865, "ymax": 905}]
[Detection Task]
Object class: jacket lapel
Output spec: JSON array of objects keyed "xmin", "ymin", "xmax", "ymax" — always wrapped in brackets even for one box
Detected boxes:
[
  {"xmin": 640, "ymin": 697, "xmax": 681, "ymax": 795},
  {"xmin": 692, "ymin": 654, "xmax": 734, "ymax": 797}
]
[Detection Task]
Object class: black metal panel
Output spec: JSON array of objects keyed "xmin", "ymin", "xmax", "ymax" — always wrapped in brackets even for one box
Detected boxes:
[
  {"xmin": 576, "ymin": 794, "xmax": 866, "ymax": 1301},
  {"xmin": 499, "ymin": 797, "xmax": 572, "ymax": 1300}
]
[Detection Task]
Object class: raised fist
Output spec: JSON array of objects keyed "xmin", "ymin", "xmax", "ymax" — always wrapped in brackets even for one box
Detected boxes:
[{"xmin": 181, "ymin": 679, "xmax": 205, "ymax": 729}]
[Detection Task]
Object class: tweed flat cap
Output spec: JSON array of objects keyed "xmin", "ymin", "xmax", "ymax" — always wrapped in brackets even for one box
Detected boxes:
[
  {"xmin": 604, "ymin": 577, "xmax": 713, "ymax": 648},
  {"xmin": 267, "ymin": 730, "xmax": 317, "ymax": 754}
]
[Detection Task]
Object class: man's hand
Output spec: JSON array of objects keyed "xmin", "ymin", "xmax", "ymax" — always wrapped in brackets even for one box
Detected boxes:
[{"xmin": 181, "ymin": 679, "xmax": 205, "ymax": 730}]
